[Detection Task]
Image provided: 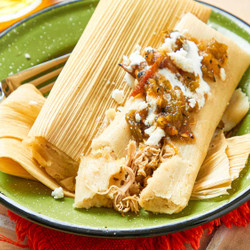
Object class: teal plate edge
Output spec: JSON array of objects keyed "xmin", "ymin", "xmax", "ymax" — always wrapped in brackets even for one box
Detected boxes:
[{"xmin": 0, "ymin": 0, "xmax": 249, "ymax": 238}]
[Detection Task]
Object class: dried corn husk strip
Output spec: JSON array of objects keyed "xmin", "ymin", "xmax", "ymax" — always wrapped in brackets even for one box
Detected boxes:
[
  {"xmin": 0, "ymin": 85, "xmax": 74, "ymax": 197},
  {"xmin": 0, "ymin": 140, "xmax": 34, "ymax": 180},
  {"xmin": 222, "ymin": 89, "xmax": 249, "ymax": 131},
  {"xmin": 192, "ymin": 130, "xmax": 231, "ymax": 193},
  {"xmin": 227, "ymin": 134, "xmax": 250, "ymax": 180},
  {"xmin": 0, "ymin": 84, "xmax": 45, "ymax": 179},
  {"xmin": 192, "ymin": 187, "xmax": 229, "ymax": 199},
  {"xmin": 28, "ymin": 0, "xmax": 211, "ymax": 168},
  {"xmin": 139, "ymin": 13, "xmax": 250, "ymax": 214},
  {"xmin": 0, "ymin": 106, "xmax": 33, "ymax": 140},
  {"xmin": 0, "ymin": 84, "xmax": 45, "ymax": 140},
  {"xmin": 191, "ymin": 133, "xmax": 250, "ymax": 199}
]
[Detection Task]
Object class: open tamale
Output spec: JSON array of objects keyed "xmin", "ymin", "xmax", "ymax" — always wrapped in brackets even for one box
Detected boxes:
[
  {"xmin": 27, "ymin": 0, "xmax": 211, "ymax": 191},
  {"xmin": 75, "ymin": 13, "xmax": 250, "ymax": 214}
]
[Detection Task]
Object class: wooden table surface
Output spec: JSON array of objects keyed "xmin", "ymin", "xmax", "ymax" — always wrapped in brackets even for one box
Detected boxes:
[{"xmin": 0, "ymin": 0, "xmax": 249, "ymax": 249}]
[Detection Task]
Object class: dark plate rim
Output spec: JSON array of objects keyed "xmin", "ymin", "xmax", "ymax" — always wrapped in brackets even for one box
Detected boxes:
[{"xmin": 0, "ymin": 0, "xmax": 249, "ymax": 238}]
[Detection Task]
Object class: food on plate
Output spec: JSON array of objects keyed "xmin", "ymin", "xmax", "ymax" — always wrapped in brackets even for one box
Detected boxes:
[
  {"xmin": 26, "ymin": 0, "xmax": 211, "ymax": 192},
  {"xmin": 74, "ymin": 13, "xmax": 250, "ymax": 214},
  {"xmin": 0, "ymin": 0, "xmax": 249, "ymax": 216}
]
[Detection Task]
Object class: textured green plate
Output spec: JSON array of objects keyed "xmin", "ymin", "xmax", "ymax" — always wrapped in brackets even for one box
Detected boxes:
[{"xmin": 0, "ymin": 0, "xmax": 249, "ymax": 238}]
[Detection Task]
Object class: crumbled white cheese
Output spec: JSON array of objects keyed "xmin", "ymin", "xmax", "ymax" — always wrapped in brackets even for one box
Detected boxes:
[
  {"xmin": 145, "ymin": 125, "xmax": 157, "ymax": 135},
  {"xmin": 144, "ymin": 46, "xmax": 154, "ymax": 52},
  {"xmin": 128, "ymin": 98, "xmax": 147, "ymax": 111},
  {"xmin": 122, "ymin": 55, "xmax": 130, "ymax": 65},
  {"xmin": 145, "ymin": 126, "xmax": 165, "ymax": 146},
  {"xmin": 144, "ymin": 95, "xmax": 157, "ymax": 126},
  {"xmin": 117, "ymin": 106, "xmax": 124, "ymax": 112},
  {"xmin": 105, "ymin": 108, "xmax": 116, "ymax": 123},
  {"xmin": 129, "ymin": 52, "xmax": 146, "ymax": 66},
  {"xmin": 135, "ymin": 113, "xmax": 141, "ymax": 122},
  {"xmin": 168, "ymin": 40, "xmax": 203, "ymax": 76},
  {"xmin": 163, "ymin": 36, "xmax": 210, "ymax": 109},
  {"xmin": 161, "ymin": 31, "xmax": 181, "ymax": 51},
  {"xmin": 122, "ymin": 46, "xmax": 146, "ymax": 72},
  {"xmin": 220, "ymin": 68, "xmax": 226, "ymax": 81},
  {"xmin": 144, "ymin": 112, "xmax": 156, "ymax": 126},
  {"xmin": 159, "ymin": 68, "xmax": 209, "ymax": 109},
  {"xmin": 126, "ymin": 45, "xmax": 146, "ymax": 67},
  {"xmin": 124, "ymin": 72, "xmax": 135, "ymax": 88},
  {"xmin": 137, "ymin": 101, "xmax": 148, "ymax": 111},
  {"xmin": 112, "ymin": 89, "xmax": 124, "ymax": 104},
  {"xmin": 24, "ymin": 53, "xmax": 31, "ymax": 59},
  {"xmin": 146, "ymin": 94, "xmax": 157, "ymax": 111},
  {"xmin": 51, "ymin": 187, "xmax": 64, "ymax": 199},
  {"xmin": 29, "ymin": 100, "xmax": 38, "ymax": 105},
  {"xmin": 188, "ymin": 98, "xmax": 196, "ymax": 108}
]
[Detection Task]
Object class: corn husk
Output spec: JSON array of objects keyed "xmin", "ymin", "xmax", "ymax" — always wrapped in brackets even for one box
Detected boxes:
[
  {"xmin": 222, "ymin": 88, "xmax": 249, "ymax": 131},
  {"xmin": 0, "ymin": 84, "xmax": 74, "ymax": 197},
  {"xmin": 191, "ymin": 132, "xmax": 250, "ymax": 199},
  {"xmin": 227, "ymin": 134, "xmax": 250, "ymax": 180},
  {"xmin": 28, "ymin": 0, "xmax": 211, "ymax": 190},
  {"xmin": 139, "ymin": 13, "xmax": 250, "ymax": 214},
  {"xmin": 191, "ymin": 130, "xmax": 231, "ymax": 197},
  {"xmin": 0, "ymin": 84, "xmax": 44, "ymax": 140}
]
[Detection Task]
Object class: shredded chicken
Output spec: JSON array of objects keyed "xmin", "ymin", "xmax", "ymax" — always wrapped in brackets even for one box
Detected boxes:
[
  {"xmin": 93, "ymin": 139, "xmax": 177, "ymax": 214},
  {"xmin": 160, "ymin": 138, "xmax": 178, "ymax": 161},
  {"xmin": 132, "ymin": 144, "xmax": 161, "ymax": 179}
]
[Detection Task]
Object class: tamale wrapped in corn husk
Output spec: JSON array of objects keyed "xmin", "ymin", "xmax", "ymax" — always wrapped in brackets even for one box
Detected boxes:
[
  {"xmin": 222, "ymin": 89, "xmax": 249, "ymax": 131},
  {"xmin": 139, "ymin": 13, "xmax": 250, "ymax": 213},
  {"xmin": 0, "ymin": 84, "xmax": 74, "ymax": 197},
  {"xmin": 28, "ymin": 0, "xmax": 211, "ymax": 191}
]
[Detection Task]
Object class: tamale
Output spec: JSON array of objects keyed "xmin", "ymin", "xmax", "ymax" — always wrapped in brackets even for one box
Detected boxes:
[
  {"xmin": 28, "ymin": 0, "xmax": 211, "ymax": 191},
  {"xmin": 222, "ymin": 88, "xmax": 249, "ymax": 131},
  {"xmin": 0, "ymin": 84, "xmax": 74, "ymax": 197},
  {"xmin": 139, "ymin": 13, "xmax": 250, "ymax": 213},
  {"xmin": 75, "ymin": 13, "xmax": 249, "ymax": 213}
]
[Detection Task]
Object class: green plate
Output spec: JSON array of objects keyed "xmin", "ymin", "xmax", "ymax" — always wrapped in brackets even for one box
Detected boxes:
[{"xmin": 0, "ymin": 0, "xmax": 249, "ymax": 238}]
